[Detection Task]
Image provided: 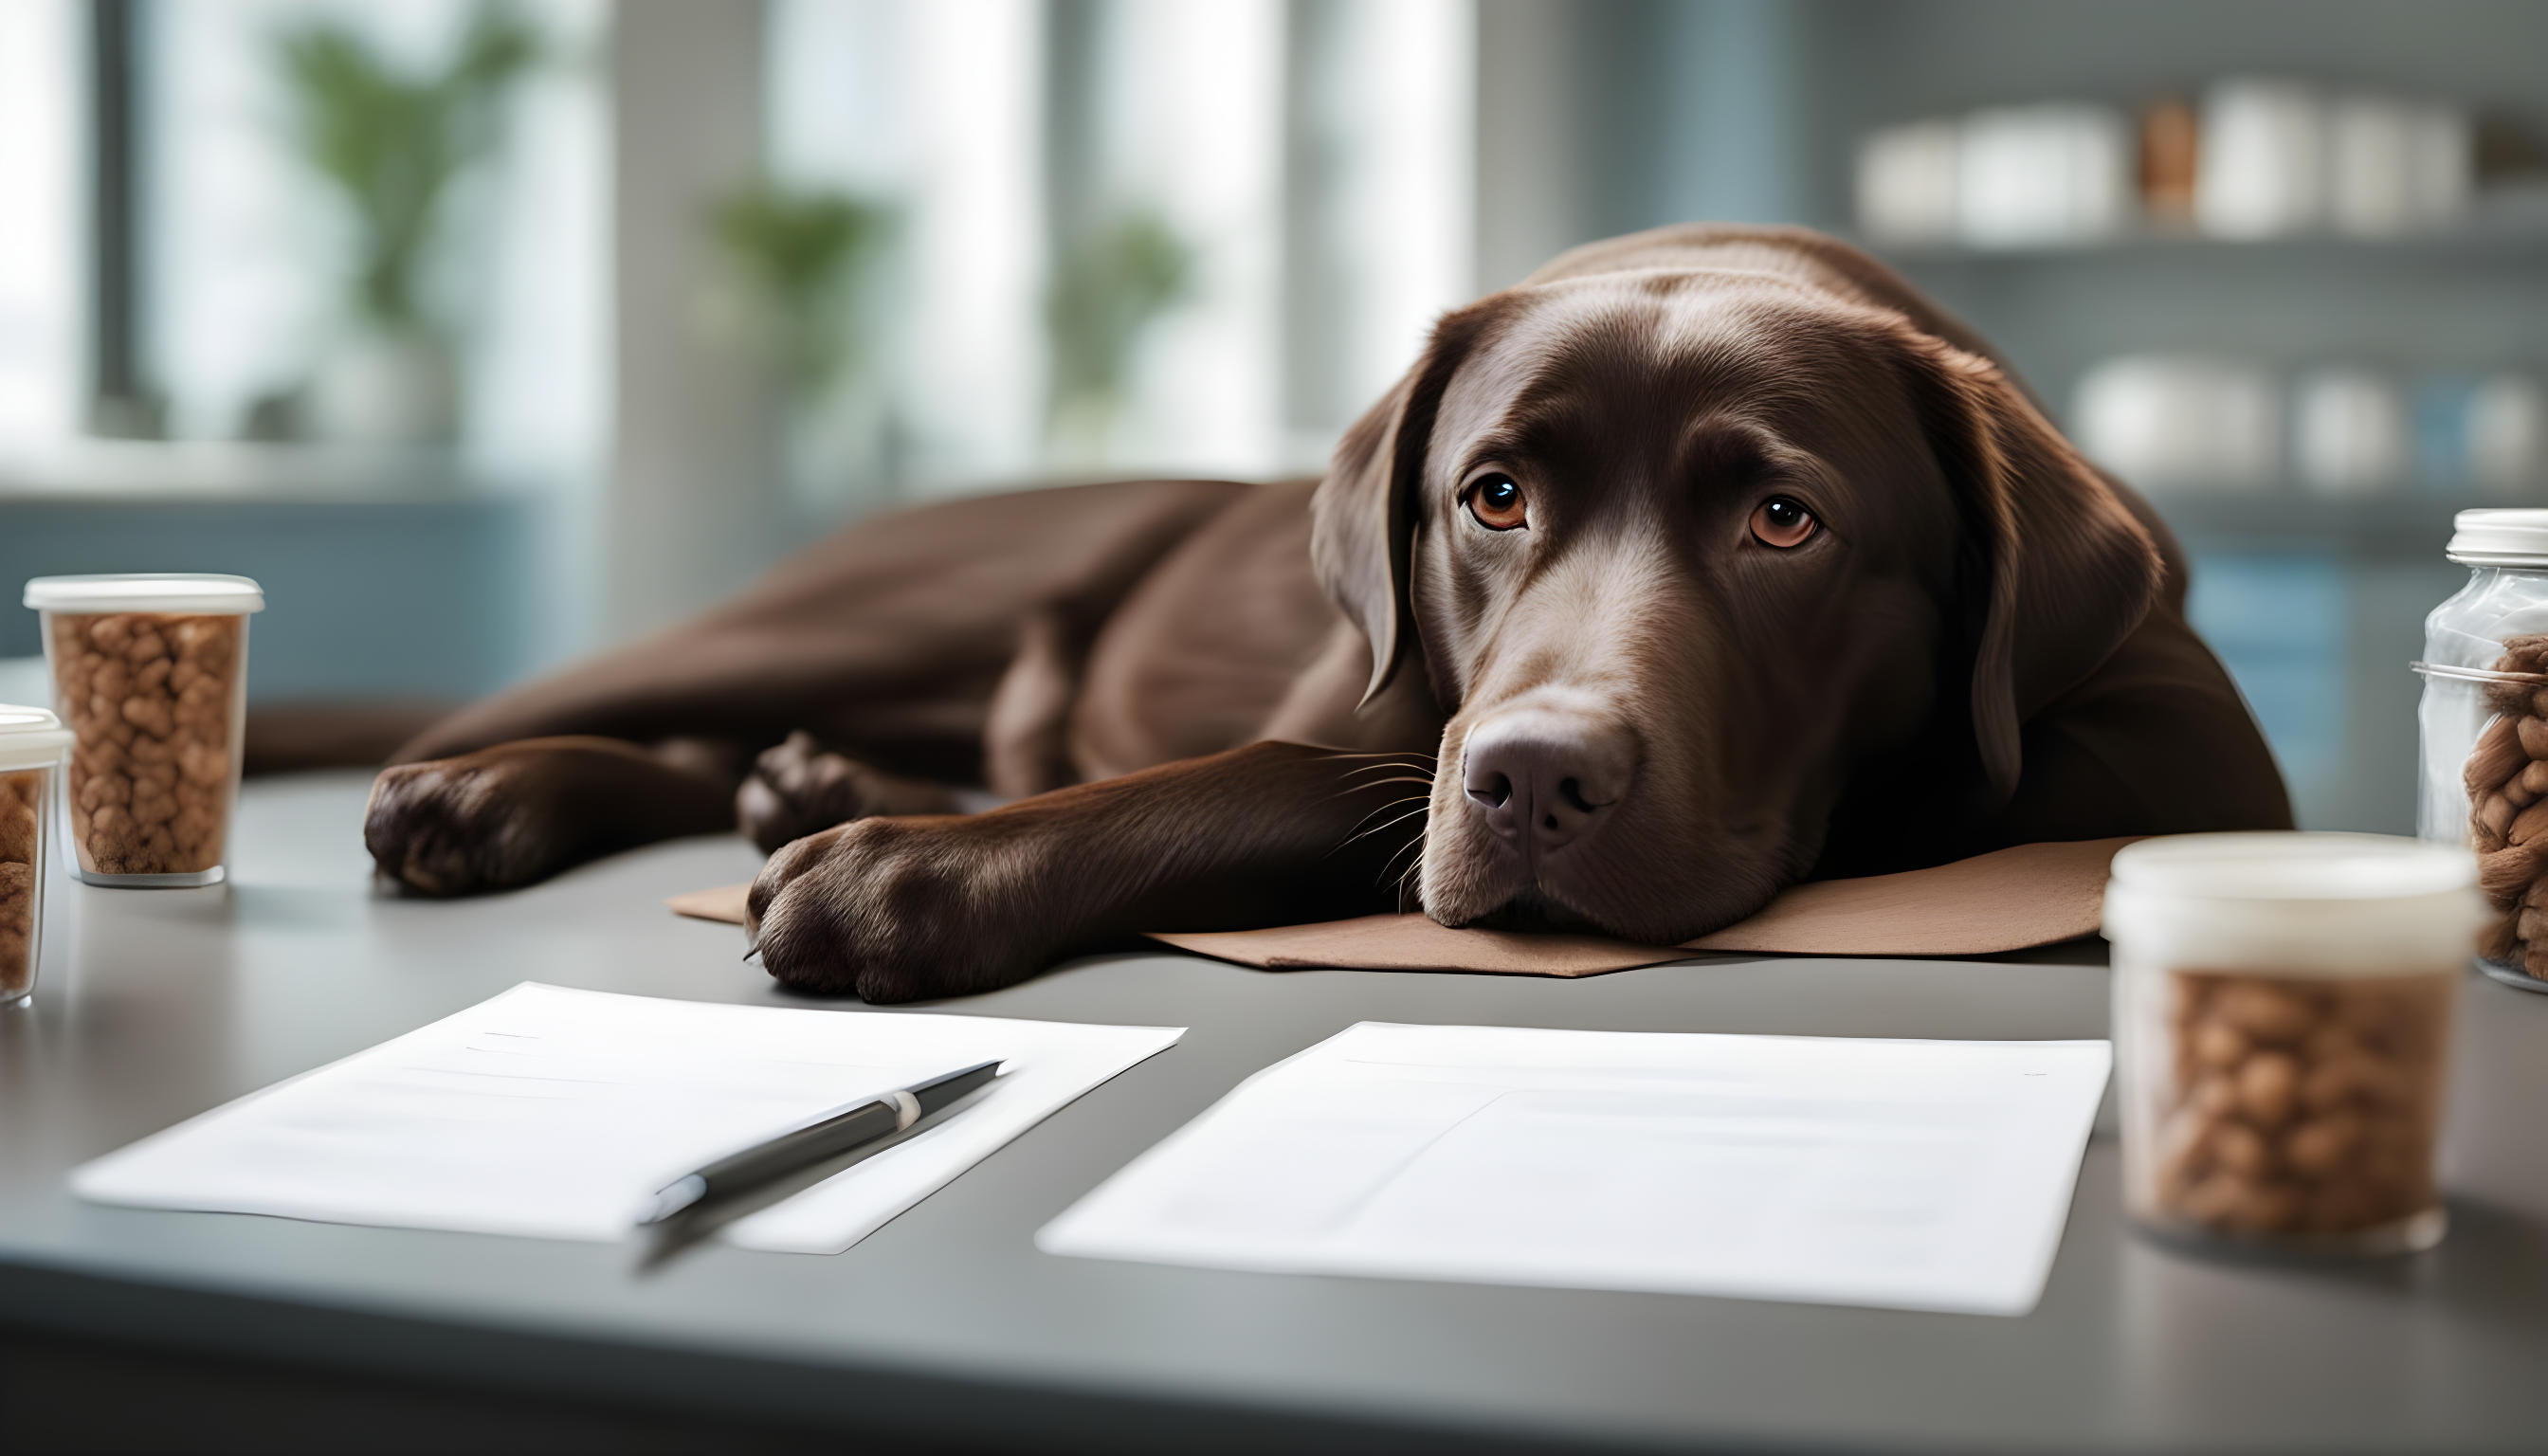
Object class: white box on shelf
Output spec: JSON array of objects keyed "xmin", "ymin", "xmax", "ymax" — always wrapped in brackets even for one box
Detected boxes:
[
  {"xmin": 2327, "ymin": 95, "xmax": 2472, "ymax": 238},
  {"xmin": 2197, "ymin": 79, "xmax": 2325, "ymax": 238},
  {"xmin": 2294, "ymin": 368, "xmax": 2409, "ymax": 496},
  {"xmin": 1856, "ymin": 119, "xmax": 1961, "ymax": 245},
  {"xmin": 2075, "ymin": 355, "xmax": 2281, "ymax": 490},
  {"xmin": 1956, "ymin": 104, "xmax": 2132, "ymax": 247}
]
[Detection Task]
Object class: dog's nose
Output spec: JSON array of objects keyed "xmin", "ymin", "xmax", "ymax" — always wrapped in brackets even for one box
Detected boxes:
[{"xmin": 1460, "ymin": 710, "xmax": 1632, "ymax": 854}]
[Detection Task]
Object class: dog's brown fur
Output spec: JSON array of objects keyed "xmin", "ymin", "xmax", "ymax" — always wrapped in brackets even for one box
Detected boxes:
[{"xmin": 366, "ymin": 225, "xmax": 2291, "ymax": 1000}]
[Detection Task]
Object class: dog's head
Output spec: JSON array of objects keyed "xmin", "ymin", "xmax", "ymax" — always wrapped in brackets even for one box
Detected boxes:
[{"xmin": 1312, "ymin": 261, "xmax": 2160, "ymax": 943}]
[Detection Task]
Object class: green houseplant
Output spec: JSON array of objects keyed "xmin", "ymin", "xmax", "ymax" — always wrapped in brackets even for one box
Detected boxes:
[
  {"xmin": 708, "ymin": 179, "xmax": 898, "ymax": 508},
  {"xmin": 1045, "ymin": 207, "xmax": 1194, "ymax": 460},
  {"xmin": 277, "ymin": 3, "xmax": 537, "ymax": 445}
]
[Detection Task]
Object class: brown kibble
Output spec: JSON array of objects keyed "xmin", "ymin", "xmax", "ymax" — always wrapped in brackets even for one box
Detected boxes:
[
  {"xmin": 2193, "ymin": 1020, "xmax": 2248, "ymax": 1068},
  {"xmin": 0, "ymin": 770, "xmax": 38, "ymax": 996},
  {"xmin": 2151, "ymin": 971, "xmax": 2449, "ymax": 1240},
  {"xmin": 85, "ymin": 615, "xmax": 133, "ymax": 653},
  {"xmin": 2522, "ymin": 715, "xmax": 2548, "ymax": 758},
  {"xmin": 2303, "ymin": 1052, "xmax": 2403, "ymax": 1113},
  {"xmin": 2499, "ymin": 912, "xmax": 2538, "ymax": 967},
  {"xmin": 2211, "ymin": 1119, "xmax": 2277, "ymax": 1177},
  {"xmin": 2237, "ymin": 1051, "xmax": 2301, "ymax": 1127},
  {"xmin": 2190, "ymin": 1073, "xmax": 2238, "ymax": 1118},
  {"xmin": 2178, "ymin": 1172, "xmax": 2304, "ymax": 1233},
  {"xmin": 2468, "ymin": 715, "xmax": 2528, "ymax": 794},
  {"xmin": 119, "ymin": 695, "xmax": 173, "ymax": 739},
  {"xmin": 47, "ymin": 610, "xmax": 242, "ymax": 876},
  {"xmin": 2479, "ymin": 842, "xmax": 2542, "ymax": 906},
  {"xmin": 2283, "ymin": 1112, "xmax": 2364, "ymax": 1176},
  {"xmin": 2212, "ymin": 981, "xmax": 2316, "ymax": 1043},
  {"xmin": 2481, "ymin": 792, "xmax": 2517, "ymax": 837}
]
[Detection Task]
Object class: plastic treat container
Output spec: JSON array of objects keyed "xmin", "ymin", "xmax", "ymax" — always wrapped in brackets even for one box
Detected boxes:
[
  {"xmin": 2414, "ymin": 508, "xmax": 2548, "ymax": 992},
  {"xmin": 23, "ymin": 574, "xmax": 265, "ymax": 887},
  {"xmin": 2104, "ymin": 833, "xmax": 2482, "ymax": 1258},
  {"xmin": 0, "ymin": 705, "xmax": 71, "ymax": 1007}
]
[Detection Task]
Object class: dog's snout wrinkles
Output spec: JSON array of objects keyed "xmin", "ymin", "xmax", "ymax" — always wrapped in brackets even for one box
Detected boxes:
[{"xmin": 1459, "ymin": 710, "xmax": 1633, "ymax": 857}]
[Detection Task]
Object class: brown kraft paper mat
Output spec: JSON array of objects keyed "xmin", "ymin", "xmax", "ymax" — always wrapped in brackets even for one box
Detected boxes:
[{"xmin": 669, "ymin": 837, "xmax": 2138, "ymax": 978}]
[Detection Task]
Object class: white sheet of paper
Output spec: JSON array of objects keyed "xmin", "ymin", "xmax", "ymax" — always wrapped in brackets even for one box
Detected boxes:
[
  {"xmin": 72, "ymin": 983, "xmax": 1183, "ymax": 1255},
  {"xmin": 1037, "ymin": 1022, "xmax": 2109, "ymax": 1316}
]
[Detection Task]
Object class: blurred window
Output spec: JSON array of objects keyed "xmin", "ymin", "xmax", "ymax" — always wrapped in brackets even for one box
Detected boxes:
[
  {"xmin": 765, "ymin": 0, "xmax": 1475, "ymax": 496},
  {"xmin": 141, "ymin": 0, "xmax": 601, "ymax": 461},
  {"xmin": 0, "ymin": 0, "xmax": 83, "ymax": 450}
]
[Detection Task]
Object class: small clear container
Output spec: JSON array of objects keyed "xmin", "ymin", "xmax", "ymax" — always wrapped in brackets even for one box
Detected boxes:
[
  {"xmin": 2413, "ymin": 508, "xmax": 2548, "ymax": 992},
  {"xmin": 0, "ymin": 705, "xmax": 72, "ymax": 1008},
  {"xmin": 2105, "ymin": 833, "xmax": 2482, "ymax": 1258},
  {"xmin": 23, "ymin": 574, "xmax": 265, "ymax": 887}
]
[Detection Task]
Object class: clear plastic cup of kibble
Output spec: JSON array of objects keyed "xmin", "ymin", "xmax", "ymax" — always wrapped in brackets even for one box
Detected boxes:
[
  {"xmin": 2104, "ymin": 834, "xmax": 2484, "ymax": 1258},
  {"xmin": 23, "ymin": 575, "xmax": 265, "ymax": 887},
  {"xmin": 0, "ymin": 705, "xmax": 71, "ymax": 1007}
]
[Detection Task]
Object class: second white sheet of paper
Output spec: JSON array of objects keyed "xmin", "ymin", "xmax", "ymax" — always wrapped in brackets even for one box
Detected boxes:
[{"xmin": 1038, "ymin": 1023, "xmax": 2111, "ymax": 1316}]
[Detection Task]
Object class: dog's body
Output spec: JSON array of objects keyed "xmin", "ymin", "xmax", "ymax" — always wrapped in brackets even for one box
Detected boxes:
[{"xmin": 367, "ymin": 226, "xmax": 2292, "ymax": 999}]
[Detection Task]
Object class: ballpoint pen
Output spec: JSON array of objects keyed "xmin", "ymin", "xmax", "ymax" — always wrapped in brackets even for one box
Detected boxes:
[{"xmin": 641, "ymin": 1059, "xmax": 1004, "ymax": 1226}]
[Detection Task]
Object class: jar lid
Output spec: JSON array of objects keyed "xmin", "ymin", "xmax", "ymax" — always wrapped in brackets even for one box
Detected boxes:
[
  {"xmin": 2446, "ymin": 509, "xmax": 2548, "ymax": 566},
  {"xmin": 2110, "ymin": 832, "xmax": 2474, "ymax": 901},
  {"xmin": 0, "ymin": 703, "xmax": 73, "ymax": 772},
  {"xmin": 23, "ymin": 573, "xmax": 265, "ymax": 613}
]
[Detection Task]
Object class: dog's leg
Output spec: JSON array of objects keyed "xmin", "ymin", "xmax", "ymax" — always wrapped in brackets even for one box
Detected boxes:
[
  {"xmin": 365, "ymin": 737, "xmax": 744, "ymax": 896},
  {"xmin": 367, "ymin": 479, "xmax": 1248, "ymax": 895},
  {"xmin": 735, "ymin": 607, "xmax": 1086, "ymax": 851},
  {"xmin": 736, "ymin": 731, "xmax": 966, "ymax": 852},
  {"xmin": 746, "ymin": 740, "xmax": 1438, "ymax": 1002}
]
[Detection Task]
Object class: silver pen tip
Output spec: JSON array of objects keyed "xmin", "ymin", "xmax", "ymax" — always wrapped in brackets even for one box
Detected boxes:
[{"xmin": 643, "ymin": 1174, "xmax": 707, "ymax": 1225}]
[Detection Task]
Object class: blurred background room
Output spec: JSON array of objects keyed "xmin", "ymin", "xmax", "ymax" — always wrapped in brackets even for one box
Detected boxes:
[{"xmin": 1, "ymin": 0, "xmax": 2543, "ymax": 831}]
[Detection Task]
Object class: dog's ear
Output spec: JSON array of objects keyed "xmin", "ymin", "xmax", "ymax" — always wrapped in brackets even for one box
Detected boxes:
[
  {"xmin": 1310, "ymin": 373, "xmax": 1416, "ymax": 704},
  {"xmin": 1898, "ymin": 331, "xmax": 2164, "ymax": 805},
  {"xmin": 1312, "ymin": 306, "xmax": 1489, "ymax": 706}
]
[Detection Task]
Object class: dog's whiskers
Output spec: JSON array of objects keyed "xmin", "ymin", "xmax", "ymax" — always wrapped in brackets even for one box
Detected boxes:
[
  {"xmin": 1337, "ymin": 794, "xmax": 1432, "ymax": 845},
  {"xmin": 1335, "ymin": 804, "xmax": 1432, "ymax": 853},
  {"xmin": 1338, "ymin": 760, "xmax": 1437, "ymax": 784},
  {"xmin": 1384, "ymin": 827, "xmax": 1429, "ymax": 896}
]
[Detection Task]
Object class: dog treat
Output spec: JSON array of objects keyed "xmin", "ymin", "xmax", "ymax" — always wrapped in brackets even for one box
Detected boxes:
[
  {"xmin": 2465, "ymin": 632, "xmax": 2548, "ymax": 978},
  {"xmin": 49, "ymin": 611, "xmax": 243, "ymax": 876},
  {"xmin": 2150, "ymin": 969, "xmax": 2449, "ymax": 1237},
  {"xmin": 0, "ymin": 768, "xmax": 38, "ymax": 996}
]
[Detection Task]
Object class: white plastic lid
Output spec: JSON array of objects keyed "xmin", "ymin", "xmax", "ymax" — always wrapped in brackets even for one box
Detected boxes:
[
  {"xmin": 2446, "ymin": 509, "xmax": 2548, "ymax": 567},
  {"xmin": 2104, "ymin": 832, "xmax": 2486, "ymax": 976},
  {"xmin": 23, "ymin": 573, "xmax": 264, "ymax": 613},
  {"xmin": 2110, "ymin": 832, "xmax": 2475, "ymax": 900},
  {"xmin": 0, "ymin": 703, "xmax": 73, "ymax": 772}
]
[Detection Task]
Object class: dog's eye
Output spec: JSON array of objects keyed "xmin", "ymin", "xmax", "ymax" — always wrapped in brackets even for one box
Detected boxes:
[
  {"xmin": 1467, "ymin": 475, "xmax": 1527, "ymax": 531},
  {"xmin": 1750, "ymin": 497, "xmax": 1817, "ymax": 549}
]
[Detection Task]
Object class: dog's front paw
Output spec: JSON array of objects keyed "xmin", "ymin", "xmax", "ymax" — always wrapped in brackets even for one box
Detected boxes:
[
  {"xmin": 737, "ymin": 732, "xmax": 962, "ymax": 854},
  {"xmin": 747, "ymin": 816, "xmax": 1053, "ymax": 1002},
  {"xmin": 365, "ymin": 737, "xmax": 734, "ymax": 896},
  {"xmin": 366, "ymin": 749, "xmax": 585, "ymax": 896}
]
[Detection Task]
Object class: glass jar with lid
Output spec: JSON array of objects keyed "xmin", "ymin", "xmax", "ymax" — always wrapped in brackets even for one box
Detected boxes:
[{"xmin": 2414, "ymin": 509, "xmax": 2548, "ymax": 991}]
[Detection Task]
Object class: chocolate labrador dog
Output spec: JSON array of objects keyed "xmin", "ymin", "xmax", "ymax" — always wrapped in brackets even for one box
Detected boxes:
[{"xmin": 367, "ymin": 224, "xmax": 2291, "ymax": 999}]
